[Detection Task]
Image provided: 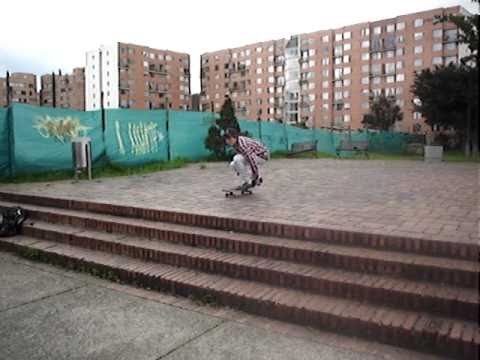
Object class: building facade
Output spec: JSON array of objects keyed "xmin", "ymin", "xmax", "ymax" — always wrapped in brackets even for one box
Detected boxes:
[
  {"xmin": 40, "ymin": 68, "xmax": 85, "ymax": 110},
  {"xmin": 85, "ymin": 42, "xmax": 191, "ymax": 111},
  {"xmin": 0, "ymin": 72, "xmax": 39, "ymax": 107},
  {"xmin": 200, "ymin": 6, "xmax": 468, "ymax": 132}
]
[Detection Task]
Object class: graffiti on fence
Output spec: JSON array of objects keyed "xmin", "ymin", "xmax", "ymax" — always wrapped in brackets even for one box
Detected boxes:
[
  {"xmin": 115, "ymin": 120, "xmax": 165, "ymax": 156},
  {"xmin": 33, "ymin": 115, "xmax": 91, "ymax": 143}
]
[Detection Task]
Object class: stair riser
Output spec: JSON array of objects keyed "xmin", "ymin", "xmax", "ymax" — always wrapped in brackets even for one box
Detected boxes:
[
  {"xmin": 0, "ymin": 239, "xmax": 475, "ymax": 360},
  {"xmin": 22, "ymin": 225, "xmax": 478, "ymax": 322},
  {"xmin": 24, "ymin": 210, "xmax": 478, "ymax": 289},
  {"xmin": 1, "ymin": 191, "xmax": 476, "ymax": 260}
]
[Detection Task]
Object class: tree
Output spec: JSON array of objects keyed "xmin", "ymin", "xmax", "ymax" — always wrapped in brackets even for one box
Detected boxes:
[
  {"xmin": 435, "ymin": 2, "xmax": 479, "ymax": 67},
  {"xmin": 204, "ymin": 95, "xmax": 241, "ymax": 159},
  {"xmin": 361, "ymin": 94, "xmax": 403, "ymax": 131},
  {"xmin": 412, "ymin": 64, "xmax": 478, "ymax": 156},
  {"xmin": 412, "ymin": 2, "xmax": 479, "ymax": 157}
]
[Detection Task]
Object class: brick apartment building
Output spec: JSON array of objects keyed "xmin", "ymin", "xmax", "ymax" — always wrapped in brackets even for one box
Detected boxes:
[
  {"xmin": 40, "ymin": 68, "xmax": 85, "ymax": 110},
  {"xmin": 85, "ymin": 42, "xmax": 191, "ymax": 111},
  {"xmin": 200, "ymin": 6, "xmax": 469, "ymax": 132},
  {"xmin": 0, "ymin": 72, "xmax": 39, "ymax": 107}
]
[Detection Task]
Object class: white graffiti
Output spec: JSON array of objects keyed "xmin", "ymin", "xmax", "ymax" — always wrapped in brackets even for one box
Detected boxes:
[
  {"xmin": 115, "ymin": 120, "xmax": 165, "ymax": 156},
  {"xmin": 34, "ymin": 115, "xmax": 92, "ymax": 143}
]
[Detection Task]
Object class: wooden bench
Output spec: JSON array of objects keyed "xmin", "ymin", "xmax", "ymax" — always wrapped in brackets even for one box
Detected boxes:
[
  {"xmin": 336, "ymin": 139, "xmax": 369, "ymax": 158},
  {"xmin": 287, "ymin": 141, "xmax": 318, "ymax": 157}
]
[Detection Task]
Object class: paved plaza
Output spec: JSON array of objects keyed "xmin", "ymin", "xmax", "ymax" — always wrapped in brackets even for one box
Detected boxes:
[{"xmin": 1, "ymin": 158, "xmax": 478, "ymax": 244}]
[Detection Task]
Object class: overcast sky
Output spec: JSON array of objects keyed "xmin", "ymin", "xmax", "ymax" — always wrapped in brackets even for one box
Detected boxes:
[{"xmin": 1, "ymin": 0, "xmax": 477, "ymax": 93}]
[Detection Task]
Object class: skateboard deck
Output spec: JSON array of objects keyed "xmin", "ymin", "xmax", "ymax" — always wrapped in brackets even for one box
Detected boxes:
[{"xmin": 222, "ymin": 187, "xmax": 253, "ymax": 198}]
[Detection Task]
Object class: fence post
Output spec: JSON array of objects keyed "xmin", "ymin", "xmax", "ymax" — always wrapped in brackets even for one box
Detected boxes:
[
  {"xmin": 7, "ymin": 106, "xmax": 14, "ymax": 177},
  {"xmin": 166, "ymin": 109, "xmax": 171, "ymax": 161}
]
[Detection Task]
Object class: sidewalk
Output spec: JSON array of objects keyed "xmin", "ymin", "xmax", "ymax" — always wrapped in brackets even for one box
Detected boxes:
[{"xmin": 0, "ymin": 251, "xmax": 445, "ymax": 360}]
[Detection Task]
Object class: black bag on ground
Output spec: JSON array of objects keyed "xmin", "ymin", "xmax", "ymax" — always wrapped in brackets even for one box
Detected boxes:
[{"xmin": 0, "ymin": 206, "xmax": 28, "ymax": 237}]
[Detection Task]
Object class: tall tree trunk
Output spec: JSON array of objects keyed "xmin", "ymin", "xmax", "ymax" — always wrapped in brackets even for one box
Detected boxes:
[
  {"xmin": 465, "ymin": 106, "xmax": 472, "ymax": 157},
  {"xmin": 471, "ymin": 106, "xmax": 479, "ymax": 157}
]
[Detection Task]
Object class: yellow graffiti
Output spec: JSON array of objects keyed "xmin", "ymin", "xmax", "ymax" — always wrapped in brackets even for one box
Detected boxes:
[{"xmin": 33, "ymin": 115, "xmax": 92, "ymax": 143}]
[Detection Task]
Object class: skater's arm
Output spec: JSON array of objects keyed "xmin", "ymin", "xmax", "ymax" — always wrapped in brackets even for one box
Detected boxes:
[{"xmin": 238, "ymin": 137, "xmax": 259, "ymax": 178}]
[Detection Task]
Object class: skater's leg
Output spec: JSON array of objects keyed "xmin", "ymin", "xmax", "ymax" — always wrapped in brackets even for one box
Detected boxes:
[{"xmin": 230, "ymin": 154, "xmax": 252, "ymax": 184}]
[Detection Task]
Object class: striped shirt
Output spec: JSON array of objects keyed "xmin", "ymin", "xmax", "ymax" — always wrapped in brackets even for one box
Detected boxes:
[{"xmin": 235, "ymin": 136, "xmax": 269, "ymax": 177}]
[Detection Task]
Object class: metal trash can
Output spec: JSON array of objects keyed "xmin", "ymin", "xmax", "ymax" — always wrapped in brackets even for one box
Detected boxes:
[{"xmin": 72, "ymin": 137, "xmax": 92, "ymax": 180}]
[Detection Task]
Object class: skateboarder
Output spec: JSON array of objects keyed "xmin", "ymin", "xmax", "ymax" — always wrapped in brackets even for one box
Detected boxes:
[{"xmin": 223, "ymin": 128, "xmax": 270, "ymax": 191}]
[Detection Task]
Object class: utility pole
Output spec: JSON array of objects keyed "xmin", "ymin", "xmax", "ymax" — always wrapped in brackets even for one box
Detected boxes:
[
  {"xmin": 6, "ymin": 71, "xmax": 11, "ymax": 107},
  {"xmin": 52, "ymin": 71, "xmax": 56, "ymax": 108}
]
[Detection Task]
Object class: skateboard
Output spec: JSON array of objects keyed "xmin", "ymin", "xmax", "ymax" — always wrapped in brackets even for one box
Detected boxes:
[{"xmin": 222, "ymin": 186, "xmax": 253, "ymax": 198}]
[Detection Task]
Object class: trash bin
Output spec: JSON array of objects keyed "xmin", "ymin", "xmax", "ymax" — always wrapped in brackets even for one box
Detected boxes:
[{"xmin": 72, "ymin": 137, "xmax": 92, "ymax": 180}]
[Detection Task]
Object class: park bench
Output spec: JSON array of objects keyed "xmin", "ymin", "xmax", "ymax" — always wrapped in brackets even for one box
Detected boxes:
[
  {"xmin": 287, "ymin": 141, "xmax": 318, "ymax": 157},
  {"xmin": 336, "ymin": 139, "xmax": 369, "ymax": 158}
]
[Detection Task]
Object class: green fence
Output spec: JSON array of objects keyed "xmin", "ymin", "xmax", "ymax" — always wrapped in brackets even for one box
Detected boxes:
[
  {"xmin": 0, "ymin": 103, "xmax": 419, "ymax": 177},
  {"xmin": 105, "ymin": 108, "xmax": 168, "ymax": 165},
  {"xmin": 0, "ymin": 108, "xmax": 10, "ymax": 177}
]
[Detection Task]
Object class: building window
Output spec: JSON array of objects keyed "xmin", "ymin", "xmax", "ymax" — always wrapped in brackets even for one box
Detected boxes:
[
  {"xmin": 396, "ymin": 48, "xmax": 405, "ymax": 56},
  {"xmin": 414, "ymin": 18, "xmax": 423, "ymax": 27},
  {"xmin": 396, "ymin": 73, "xmax": 405, "ymax": 82},
  {"xmin": 414, "ymin": 32, "xmax": 424, "ymax": 41},
  {"xmin": 413, "ymin": 112, "xmax": 422, "ymax": 120},
  {"xmin": 322, "ymin": 103, "xmax": 329, "ymax": 110},
  {"xmin": 386, "ymin": 75, "xmax": 395, "ymax": 83},
  {"xmin": 445, "ymin": 56, "xmax": 457, "ymax": 65},
  {"xmin": 445, "ymin": 43, "xmax": 457, "ymax": 51},
  {"xmin": 396, "ymin": 61, "xmax": 403, "ymax": 69},
  {"xmin": 322, "ymin": 35, "xmax": 329, "ymax": 42},
  {"xmin": 361, "ymin": 77, "xmax": 369, "ymax": 85},
  {"xmin": 257, "ymin": 58, "xmax": 262, "ymax": 65},
  {"xmin": 386, "ymin": 51, "xmax": 395, "ymax": 58},
  {"xmin": 322, "ymin": 80, "xmax": 329, "ymax": 88},
  {"xmin": 414, "ymin": 58, "xmax": 423, "ymax": 67},
  {"xmin": 256, "ymin": 68, "xmax": 262, "ymax": 74},
  {"xmin": 343, "ymin": 55, "xmax": 350, "ymax": 63},
  {"xmin": 372, "ymin": 52, "xmax": 382, "ymax": 60},
  {"xmin": 432, "ymin": 57, "xmax": 443, "ymax": 65},
  {"xmin": 445, "ymin": 29, "xmax": 458, "ymax": 42},
  {"xmin": 344, "ymin": 67, "xmax": 351, "ymax": 75},
  {"xmin": 361, "ymin": 40, "xmax": 370, "ymax": 48},
  {"xmin": 373, "ymin": 77, "xmax": 381, "ymax": 85},
  {"xmin": 344, "ymin": 114, "xmax": 351, "ymax": 123},
  {"xmin": 343, "ymin": 31, "xmax": 351, "ymax": 40},
  {"xmin": 433, "ymin": 43, "xmax": 442, "ymax": 51},
  {"xmin": 361, "ymin": 28, "xmax": 370, "ymax": 37},
  {"xmin": 396, "ymin": 22, "xmax": 405, "ymax": 31},
  {"xmin": 335, "ymin": 33, "xmax": 343, "ymax": 41},
  {"xmin": 361, "ymin": 52, "xmax": 370, "ymax": 61},
  {"xmin": 322, "ymin": 58, "xmax": 329, "ymax": 65},
  {"xmin": 256, "ymin": 78, "xmax": 262, "ymax": 84},
  {"xmin": 322, "ymin": 92, "xmax": 329, "ymax": 100},
  {"xmin": 433, "ymin": 29, "xmax": 443, "ymax": 38},
  {"xmin": 256, "ymin": 47, "xmax": 262, "ymax": 53},
  {"xmin": 414, "ymin": 46, "xmax": 423, "ymax": 54},
  {"xmin": 362, "ymin": 102, "xmax": 369, "ymax": 109},
  {"xmin": 362, "ymin": 64, "xmax": 369, "ymax": 73},
  {"xmin": 396, "ymin": 35, "xmax": 405, "ymax": 44},
  {"xmin": 373, "ymin": 26, "xmax": 382, "ymax": 35},
  {"xmin": 322, "ymin": 69, "xmax": 329, "ymax": 77},
  {"xmin": 387, "ymin": 24, "xmax": 395, "ymax": 33}
]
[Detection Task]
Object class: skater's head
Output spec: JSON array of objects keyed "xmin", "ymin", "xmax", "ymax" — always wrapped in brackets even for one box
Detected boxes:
[{"xmin": 223, "ymin": 128, "xmax": 239, "ymax": 146}]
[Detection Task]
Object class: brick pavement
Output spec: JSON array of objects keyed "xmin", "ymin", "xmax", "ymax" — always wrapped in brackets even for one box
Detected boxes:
[{"xmin": 0, "ymin": 159, "xmax": 478, "ymax": 244}]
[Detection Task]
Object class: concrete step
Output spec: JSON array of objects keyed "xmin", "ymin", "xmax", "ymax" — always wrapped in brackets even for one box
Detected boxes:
[
  {"xmin": 23, "ymin": 220, "xmax": 479, "ymax": 322},
  {"xmin": 0, "ymin": 235, "xmax": 477, "ymax": 360},
  {"xmin": 0, "ymin": 192, "xmax": 477, "ymax": 261},
  {"xmin": 7, "ymin": 200, "xmax": 477, "ymax": 289}
]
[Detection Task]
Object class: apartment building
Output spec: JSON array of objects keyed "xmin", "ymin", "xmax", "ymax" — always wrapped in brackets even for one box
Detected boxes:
[
  {"xmin": 85, "ymin": 42, "xmax": 191, "ymax": 111},
  {"xmin": 40, "ymin": 68, "xmax": 85, "ymax": 110},
  {"xmin": 200, "ymin": 39, "xmax": 286, "ymax": 122},
  {"xmin": 0, "ymin": 72, "xmax": 39, "ymax": 107},
  {"xmin": 201, "ymin": 6, "xmax": 468, "ymax": 132}
]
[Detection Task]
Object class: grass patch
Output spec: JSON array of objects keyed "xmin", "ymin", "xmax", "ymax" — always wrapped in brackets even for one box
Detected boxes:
[
  {"xmin": 443, "ymin": 150, "xmax": 480, "ymax": 163},
  {"xmin": 0, "ymin": 158, "xmax": 191, "ymax": 184},
  {"xmin": 271, "ymin": 150, "xmax": 336, "ymax": 159}
]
